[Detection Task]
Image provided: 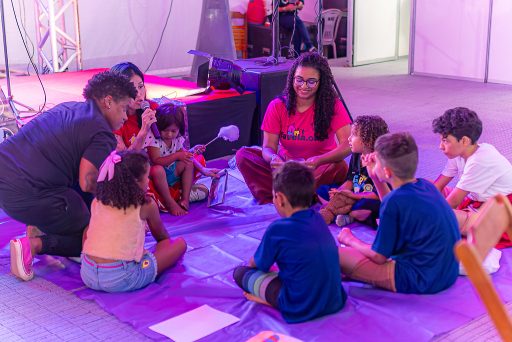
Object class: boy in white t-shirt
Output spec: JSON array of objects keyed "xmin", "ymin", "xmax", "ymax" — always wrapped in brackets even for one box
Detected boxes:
[{"xmin": 432, "ymin": 107, "xmax": 512, "ymax": 242}]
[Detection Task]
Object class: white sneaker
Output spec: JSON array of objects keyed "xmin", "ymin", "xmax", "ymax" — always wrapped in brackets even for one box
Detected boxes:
[
  {"xmin": 190, "ymin": 183, "xmax": 209, "ymax": 202},
  {"xmin": 67, "ymin": 256, "xmax": 82, "ymax": 264},
  {"xmin": 335, "ymin": 214, "xmax": 354, "ymax": 227}
]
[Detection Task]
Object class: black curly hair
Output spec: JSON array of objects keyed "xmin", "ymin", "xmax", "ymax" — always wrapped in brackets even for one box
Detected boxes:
[
  {"xmin": 279, "ymin": 52, "xmax": 343, "ymax": 141},
  {"xmin": 95, "ymin": 151, "xmax": 149, "ymax": 210},
  {"xmin": 156, "ymin": 102, "xmax": 186, "ymax": 136},
  {"xmin": 83, "ymin": 70, "xmax": 137, "ymax": 102},
  {"xmin": 375, "ymin": 132, "xmax": 418, "ymax": 180},
  {"xmin": 432, "ymin": 107, "xmax": 482, "ymax": 144},
  {"xmin": 273, "ymin": 161, "xmax": 315, "ymax": 208},
  {"xmin": 353, "ymin": 115, "xmax": 389, "ymax": 152}
]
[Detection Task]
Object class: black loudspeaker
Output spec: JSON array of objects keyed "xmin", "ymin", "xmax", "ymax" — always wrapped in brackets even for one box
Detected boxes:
[
  {"xmin": 197, "ymin": 61, "xmax": 209, "ymax": 87},
  {"xmin": 237, "ymin": 58, "xmax": 294, "ymax": 145}
]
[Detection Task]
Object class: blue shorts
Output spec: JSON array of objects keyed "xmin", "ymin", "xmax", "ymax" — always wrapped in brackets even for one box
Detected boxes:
[
  {"xmin": 164, "ymin": 162, "xmax": 180, "ymax": 186},
  {"xmin": 80, "ymin": 252, "xmax": 158, "ymax": 292}
]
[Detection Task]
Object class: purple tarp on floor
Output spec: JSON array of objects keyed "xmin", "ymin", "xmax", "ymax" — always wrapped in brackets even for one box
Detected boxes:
[{"xmin": 1, "ymin": 167, "xmax": 511, "ymax": 341}]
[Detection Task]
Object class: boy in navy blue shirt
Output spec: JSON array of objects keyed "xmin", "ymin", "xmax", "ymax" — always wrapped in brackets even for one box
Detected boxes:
[
  {"xmin": 233, "ymin": 162, "xmax": 346, "ymax": 323},
  {"xmin": 337, "ymin": 133, "xmax": 460, "ymax": 293}
]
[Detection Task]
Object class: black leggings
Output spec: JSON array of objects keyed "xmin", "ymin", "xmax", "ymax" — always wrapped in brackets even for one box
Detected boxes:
[
  {"xmin": 0, "ymin": 186, "xmax": 91, "ymax": 257},
  {"xmin": 233, "ymin": 266, "xmax": 282, "ymax": 308}
]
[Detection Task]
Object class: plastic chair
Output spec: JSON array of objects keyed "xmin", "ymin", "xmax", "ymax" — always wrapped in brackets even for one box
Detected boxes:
[
  {"xmin": 454, "ymin": 194, "xmax": 512, "ymax": 341},
  {"xmin": 321, "ymin": 8, "xmax": 345, "ymax": 59}
]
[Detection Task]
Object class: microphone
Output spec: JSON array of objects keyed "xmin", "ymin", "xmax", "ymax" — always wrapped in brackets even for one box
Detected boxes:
[{"xmin": 141, "ymin": 100, "xmax": 160, "ymax": 139}]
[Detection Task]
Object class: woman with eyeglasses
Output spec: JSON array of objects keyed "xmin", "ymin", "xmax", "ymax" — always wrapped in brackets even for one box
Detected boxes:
[{"xmin": 236, "ymin": 52, "xmax": 351, "ymax": 204}]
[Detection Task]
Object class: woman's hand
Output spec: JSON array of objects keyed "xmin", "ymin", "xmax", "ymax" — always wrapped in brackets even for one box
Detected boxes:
[
  {"xmin": 190, "ymin": 144, "xmax": 206, "ymax": 155},
  {"xmin": 270, "ymin": 153, "xmax": 284, "ymax": 169},
  {"xmin": 305, "ymin": 155, "xmax": 322, "ymax": 169},
  {"xmin": 140, "ymin": 108, "xmax": 157, "ymax": 134},
  {"xmin": 201, "ymin": 167, "xmax": 221, "ymax": 178}
]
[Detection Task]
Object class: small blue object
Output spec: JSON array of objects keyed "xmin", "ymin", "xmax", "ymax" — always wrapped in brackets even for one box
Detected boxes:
[
  {"xmin": 228, "ymin": 155, "xmax": 237, "ymax": 169},
  {"xmin": 262, "ymin": 334, "xmax": 280, "ymax": 342}
]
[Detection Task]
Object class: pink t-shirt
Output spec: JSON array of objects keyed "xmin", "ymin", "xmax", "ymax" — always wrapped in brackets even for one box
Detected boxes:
[{"xmin": 261, "ymin": 98, "xmax": 351, "ymax": 160}]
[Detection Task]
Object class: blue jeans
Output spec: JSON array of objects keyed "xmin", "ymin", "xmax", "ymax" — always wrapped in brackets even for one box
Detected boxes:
[
  {"xmin": 164, "ymin": 162, "xmax": 180, "ymax": 186},
  {"xmin": 280, "ymin": 13, "xmax": 313, "ymax": 54},
  {"xmin": 80, "ymin": 253, "xmax": 158, "ymax": 292}
]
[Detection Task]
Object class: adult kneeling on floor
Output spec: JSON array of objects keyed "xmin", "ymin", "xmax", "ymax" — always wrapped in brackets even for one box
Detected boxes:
[{"xmin": 0, "ymin": 70, "xmax": 137, "ymax": 281}]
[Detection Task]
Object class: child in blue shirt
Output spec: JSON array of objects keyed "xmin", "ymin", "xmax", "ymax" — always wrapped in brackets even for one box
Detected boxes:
[
  {"xmin": 337, "ymin": 133, "xmax": 460, "ymax": 293},
  {"xmin": 233, "ymin": 162, "xmax": 346, "ymax": 323}
]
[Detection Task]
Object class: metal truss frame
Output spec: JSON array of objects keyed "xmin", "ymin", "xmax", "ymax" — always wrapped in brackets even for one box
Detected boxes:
[{"xmin": 34, "ymin": 0, "xmax": 82, "ymax": 73}]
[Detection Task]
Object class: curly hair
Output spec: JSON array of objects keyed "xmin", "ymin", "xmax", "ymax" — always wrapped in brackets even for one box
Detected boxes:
[
  {"xmin": 280, "ymin": 52, "xmax": 341, "ymax": 141},
  {"xmin": 432, "ymin": 107, "xmax": 482, "ymax": 144},
  {"xmin": 375, "ymin": 132, "xmax": 418, "ymax": 180},
  {"xmin": 83, "ymin": 70, "xmax": 137, "ymax": 102},
  {"xmin": 353, "ymin": 115, "xmax": 389, "ymax": 152},
  {"xmin": 156, "ymin": 102, "xmax": 186, "ymax": 135},
  {"xmin": 95, "ymin": 151, "xmax": 149, "ymax": 210},
  {"xmin": 273, "ymin": 161, "xmax": 315, "ymax": 208}
]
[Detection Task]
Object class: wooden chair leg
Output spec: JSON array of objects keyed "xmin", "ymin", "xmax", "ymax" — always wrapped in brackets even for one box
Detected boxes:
[{"xmin": 456, "ymin": 242, "xmax": 512, "ymax": 341}]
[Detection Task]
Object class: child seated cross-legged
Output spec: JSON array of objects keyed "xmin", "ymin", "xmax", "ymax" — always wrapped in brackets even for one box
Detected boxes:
[
  {"xmin": 233, "ymin": 162, "xmax": 346, "ymax": 323},
  {"xmin": 431, "ymin": 107, "xmax": 512, "ymax": 245},
  {"xmin": 145, "ymin": 103, "xmax": 220, "ymax": 216},
  {"xmin": 319, "ymin": 115, "xmax": 389, "ymax": 228},
  {"xmin": 338, "ymin": 133, "xmax": 461, "ymax": 294},
  {"xmin": 80, "ymin": 150, "xmax": 187, "ymax": 292}
]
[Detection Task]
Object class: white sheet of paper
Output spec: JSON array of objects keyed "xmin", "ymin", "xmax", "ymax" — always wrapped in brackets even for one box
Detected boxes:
[{"xmin": 148, "ymin": 305, "xmax": 240, "ymax": 342}]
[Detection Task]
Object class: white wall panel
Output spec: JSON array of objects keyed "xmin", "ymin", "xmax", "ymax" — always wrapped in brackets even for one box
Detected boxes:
[
  {"xmin": 487, "ymin": 0, "xmax": 512, "ymax": 84},
  {"xmin": 412, "ymin": 0, "xmax": 489, "ymax": 81},
  {"xmin": 398, "ymin": 0, "xmax": 410, "ymax": 57},
  {"xmin": 353, "ymin": 0, "xmax": 399, "ymax": 66}
]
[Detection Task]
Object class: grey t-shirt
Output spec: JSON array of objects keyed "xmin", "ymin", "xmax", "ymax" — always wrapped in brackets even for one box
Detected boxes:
[{"xmin": 0, "ymin": 100, "xmax": 116, "ymax": 193}]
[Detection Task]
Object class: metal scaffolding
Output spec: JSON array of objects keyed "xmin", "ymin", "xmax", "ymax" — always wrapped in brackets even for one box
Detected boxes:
[{"xmin": 34, "ymin": 0, "xmax": 82, "ymax": 73}]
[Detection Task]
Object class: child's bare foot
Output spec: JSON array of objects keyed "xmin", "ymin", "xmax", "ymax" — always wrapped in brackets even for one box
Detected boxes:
[
  {"xmin": 169, "ymin": 202, "xmax": 188, "ymax": 216},
  {"xmin": 243, "ymin": 292, "xmax": 272, "ymax": 306},
  {"xmin": 337, "ymin": 228, "xmax": 355, "ymax": 246}
]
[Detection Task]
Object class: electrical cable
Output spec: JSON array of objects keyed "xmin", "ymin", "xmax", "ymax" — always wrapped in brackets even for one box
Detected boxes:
[
  {"xmin": 18, "ymin": 0, "xmax": 35, "ymax": 75},
  {"xmin": 287, "ymin": 9, "xmax": 299, "ymax": 59},
  {"xmin": 145, "ymin": 0, "xmax": 173, "ymax": 73},
  {"xmin": 9, "ymin": 0, "xmax": 46, "ymax": 115}
]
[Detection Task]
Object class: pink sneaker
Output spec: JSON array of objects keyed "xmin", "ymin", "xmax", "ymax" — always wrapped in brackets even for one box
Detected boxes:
[{"xmin": 10, "ymin": 237, "xmax": 34, "ymax": 281}]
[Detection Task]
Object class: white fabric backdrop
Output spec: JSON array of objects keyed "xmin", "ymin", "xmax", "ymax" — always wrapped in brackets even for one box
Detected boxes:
[{"xmin": 1, "ymin": 0, "xmax": 203, "ymax": 75}]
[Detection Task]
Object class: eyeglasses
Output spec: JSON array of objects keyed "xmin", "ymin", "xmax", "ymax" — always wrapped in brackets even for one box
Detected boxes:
[{"xmin": 293, "ymin": 77, "xmax": 319, "ymax": 88}]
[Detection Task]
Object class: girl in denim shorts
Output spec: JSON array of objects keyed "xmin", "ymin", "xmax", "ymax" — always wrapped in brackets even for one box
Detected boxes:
[{"xmin": 81, "ymin": 150, "xmax": 187, "ymax": 292}]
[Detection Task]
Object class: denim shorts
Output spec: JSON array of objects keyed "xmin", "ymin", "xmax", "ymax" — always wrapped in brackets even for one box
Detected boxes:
[
  {"xmin": 80, "ymin": 252, "xmax": 158, "ymax": 292},
  {"xmin": 164, "ymin": 162, "xmax": 180, "ymax": 186}
]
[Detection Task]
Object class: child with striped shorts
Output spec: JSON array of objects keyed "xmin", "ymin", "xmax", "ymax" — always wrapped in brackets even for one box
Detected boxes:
[{"xmin": 232, "ymin": 162, "xmax": 346, "ymax": 323}]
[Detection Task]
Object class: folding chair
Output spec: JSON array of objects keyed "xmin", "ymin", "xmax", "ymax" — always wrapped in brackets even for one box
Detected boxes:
[{"xmin": 454, "ymin": 194, "xmax": 512, "ymax": 341}]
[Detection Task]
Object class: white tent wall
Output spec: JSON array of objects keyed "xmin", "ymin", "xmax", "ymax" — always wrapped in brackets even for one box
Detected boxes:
[
  {"xmin": 487, "ymin": 0, "xmax": 512, "ymax": 85},
  {"xmin": 352, "ymin": 0, "xmax": 400, "ymax": 66},
  {"xmin": 398, "ymin": 0, "xmax": 410, "ymax": 57},
  {"xmin": 1, "ymin": 0, "xmax": 202, "ymax": 76},
  {"xmin": 410, "ymin": 0, "xmax": 490, "ymax": 82}
]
